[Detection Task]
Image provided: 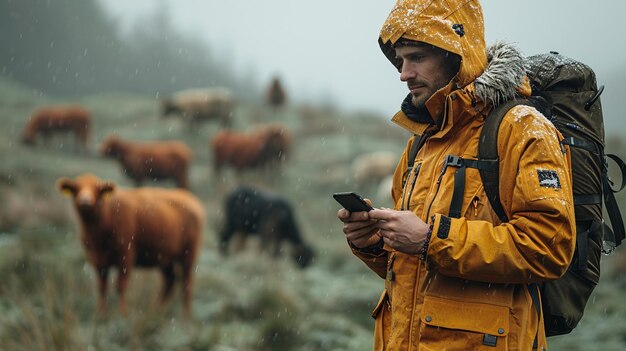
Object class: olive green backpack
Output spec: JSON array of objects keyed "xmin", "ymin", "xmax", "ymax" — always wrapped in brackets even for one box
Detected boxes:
[{"xmin": 482, "ymin": 52, "xmax": 626, "ymax": 337}]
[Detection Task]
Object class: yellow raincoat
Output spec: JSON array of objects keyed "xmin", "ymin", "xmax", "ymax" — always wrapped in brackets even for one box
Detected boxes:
[{"xmin": 352, "ymin": 1, "xmax": 576, "ymax": 350}]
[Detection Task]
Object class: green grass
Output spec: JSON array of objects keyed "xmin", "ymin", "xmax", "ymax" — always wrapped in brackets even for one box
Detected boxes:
[
  {"xmin": 0, "ymin": 76, "xmax": 395, "ymax": 351},
  {"xmin": 0, "ymin": 75, "xmax": 625, "ymax": 350}
]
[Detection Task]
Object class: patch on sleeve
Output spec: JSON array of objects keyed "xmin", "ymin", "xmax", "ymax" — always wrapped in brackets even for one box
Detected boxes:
[{"xmin": 537, "ymin": 169, "xmax": 561, "ymax": 189}]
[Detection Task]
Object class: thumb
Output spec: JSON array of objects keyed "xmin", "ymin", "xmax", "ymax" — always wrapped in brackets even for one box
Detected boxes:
[{"xmin": 364, "ymin": 198, "xmax": 373, "ymax": 207}]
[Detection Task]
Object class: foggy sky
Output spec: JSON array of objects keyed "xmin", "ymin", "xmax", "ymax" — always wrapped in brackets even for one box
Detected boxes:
[{"xmin": 99, "ymin": 0, "xmax": 626, "ymax": 132}]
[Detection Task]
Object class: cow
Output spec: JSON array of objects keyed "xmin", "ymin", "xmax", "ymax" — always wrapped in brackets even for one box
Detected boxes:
[
  {"xmin": 100, "ymin": 134, "xmax": 192, "ymax": 189},
  {"xmin": 210, "ymin": 123, "xmax": 291, "ymax": 176},
  {"xmin": 265, "ymin": 76, "xmax": 287, "ymax": 112},
  {"xmin": 220, "ymin": 185, "xmax": 314, "ymax": 269},
  {"xmin": 57, "ymin": 173, "xmax": 204, "ymax": 318},
  {"xmin": 161, "ymin": 88, "xmax": 234, "ymax": 129},
  {"xmin": 351, "ymin": 151, "xmax": 398, "ymax": 187},
  {"xmin": 21, "ymin": 105, "xmax": 91, "ymax": 147}
]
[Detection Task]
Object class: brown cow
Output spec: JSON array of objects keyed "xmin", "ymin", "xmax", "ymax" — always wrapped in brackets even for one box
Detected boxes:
[
  {"xmin": 100, "ymin": 134, "xmax": 192, "ymax": 189},
  {"xmin": 21, "ymin": 105, "xmax": 91, "ymax": 147},
  {"xmin": 265, "ymin": 77, "xmax": 287, "ymax": 112},
  {"xmin": 57, "ymin": 173, "xmax": 204, "ymax": 317},
  {"xmin": 210, "ymin": 123, "xmax": 291, "ymax": 176}
]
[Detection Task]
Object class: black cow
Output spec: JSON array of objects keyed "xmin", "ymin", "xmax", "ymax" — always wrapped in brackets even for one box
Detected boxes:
[{"xmin": 220, "ymin": 186, "xmax": 314, "ymax": 268}]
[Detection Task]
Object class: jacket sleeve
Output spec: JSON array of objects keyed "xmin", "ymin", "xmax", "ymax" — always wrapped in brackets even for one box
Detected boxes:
[
  {"xmin": 350, "ymin": 240, "xmax": 388, "ymax": 279},
  {"xmin": 425, "ymin": 106, "xmax": 576, "ymax": 284}
]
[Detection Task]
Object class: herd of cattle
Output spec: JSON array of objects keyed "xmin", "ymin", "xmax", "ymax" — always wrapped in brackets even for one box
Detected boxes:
[
  {"xmin": 17, "ymin": 80, "xmax": 322, "ymax": 317},
  {"xmin": 17, "ymin": 78, "xmax": 398, "ymax": 317}
]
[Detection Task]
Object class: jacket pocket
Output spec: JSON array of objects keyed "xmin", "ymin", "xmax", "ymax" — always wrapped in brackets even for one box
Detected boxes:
[
  {"xmin": 372, "ymin": 290, "xmax": 390, "ymax": 351},
  {"xmin": 371, "ymin": 289, "xmax": 389, "ymax": 319},
  {"xmin": 420, "ymin": 295, "xmax": 510, "ymax": 351}
]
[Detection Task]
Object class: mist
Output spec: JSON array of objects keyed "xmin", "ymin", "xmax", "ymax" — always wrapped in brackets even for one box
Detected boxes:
[
  {"xmin": 2, "ymin": 0, "xmax": 623, "ymax": 132},
  {"xmin": 98, "ymin": 0, "xmax": 626, "ymax": 133}
]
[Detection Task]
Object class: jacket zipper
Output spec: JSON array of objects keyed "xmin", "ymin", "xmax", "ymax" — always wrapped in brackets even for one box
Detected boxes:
[
  {"xmin": 424, "ymin": 158, "xmax": 449, "ymax": 220},
  {"xmin": 387, "ymin": 254, "xmax": 396, "ymax": 282},
  {"xmin": 472, "ymin": 196, "xmax": 479, "ymax": 217},
  {"xmin": 424, "ymin": 96, "xmax": 452, "ymax": 220},
  {"xmin": 401, "ymin": 163, "xmax": 421, "ymax": 210}
]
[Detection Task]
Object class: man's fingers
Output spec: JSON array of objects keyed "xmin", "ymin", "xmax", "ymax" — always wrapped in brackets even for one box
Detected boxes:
[
  {"xmin": 338, "ymin": 209, "xmax": 371, "ymax": 222},
  {"xmin": 346, "ymin": 226, "xmax": 379, "ymax": 243},
  {"xmin": 368, "ymin": 208, "xmax": 394, "ymax": 221},
  {"xmin": 343, "ymin": 217, "xmax": 375, "ymax": 233},
  {"xmin": 337, "ymin": 208, "xmax": 350, "ymax": 220}
]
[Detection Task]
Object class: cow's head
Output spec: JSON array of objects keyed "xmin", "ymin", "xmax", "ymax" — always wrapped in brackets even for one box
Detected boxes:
[
  {"xmin": 57, "ymin": 173, "xmax": 116, "ymax": 217},
  {"xmin": 21, "ymin": 125, "xmax": 37, "ymax": 145},
  {"xmin": 292, "ymin": 243, "xmax": 315, "ymax": 269},
  {"xmin": 160, "ymin": 99, "xmax": 178, "ymax": 117},
  {"xmin": 99, "ymin": 134, "xmax": 123, "ymax": 158}
]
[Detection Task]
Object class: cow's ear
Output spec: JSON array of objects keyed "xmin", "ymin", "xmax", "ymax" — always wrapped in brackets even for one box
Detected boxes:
[
  {"xmin": 57, "ymin": 178, "xmax": 77, "ymax": 196},
  {"xmin": 99, "ymin": 182, "xmax": 116, "ymax": 197}
]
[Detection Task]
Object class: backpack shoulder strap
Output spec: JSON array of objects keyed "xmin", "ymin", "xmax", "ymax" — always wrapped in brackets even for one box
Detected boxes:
[
  {"xmin": 407, "ymin": 130, "xmax": 433, "ymax": 169},
  {"xmin": 603, "ymin": 153, "xmax": 626, "ymax": 248},
  {"xmin": 478, "ymin": 99, "xmax": 533, "ymax": 223}
]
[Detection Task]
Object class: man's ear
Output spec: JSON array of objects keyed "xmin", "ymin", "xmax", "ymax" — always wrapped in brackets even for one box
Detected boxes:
[{"xmin": 56, "ymin": 178, "xmax": 76, "ymax": 197}]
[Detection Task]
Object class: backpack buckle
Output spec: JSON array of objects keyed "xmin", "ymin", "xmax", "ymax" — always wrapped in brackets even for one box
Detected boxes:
[{"xmin": 445, "ymin": 155, "xmax": 463, "ymax": 168}]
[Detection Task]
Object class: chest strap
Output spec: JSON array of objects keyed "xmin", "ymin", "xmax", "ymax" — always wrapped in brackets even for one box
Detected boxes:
[{"xmin": 442, "ymin": 155, "xmax": 499, "ymax": 219}]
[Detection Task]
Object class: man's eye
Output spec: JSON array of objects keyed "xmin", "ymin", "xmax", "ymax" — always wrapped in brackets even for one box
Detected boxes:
[{"xmin": 409, "ymin": 55, "xmax": 425, "ymax": 62}]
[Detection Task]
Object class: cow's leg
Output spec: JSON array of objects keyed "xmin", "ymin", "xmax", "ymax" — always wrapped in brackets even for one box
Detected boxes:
[
  {"xmin": 95, "ymin": 266, "xmax": 109, "ymax": 314},
  {"xmin": 160, "ymin": 263, "xmax": 176, "ymax": 306},
  {"xmin": 231, "ymin": 233, "xmax": 247, "ymax": 253},
  {"xmin": 181, "ymin": 248, "xmax": 197, "ymax": 319},
  {"xmin": 41, "ymin": 131, "xmax": 51, "ymax": 146},
  {"xmin": 213, "ymin": 158, "xmax": 223, "ymax": 182},
  {"xmin": 116, "ymin": 264, "xmax": 132, "ymax": 315},
  {"xmin": 188, "ymin": 117, "xmax": 201, "ymax": 135},
  {"xmin": 219, "ymin": 220, "xmax": 234, "ymax": 254},
  {"xmin": 222, "ymin": 114, "xmax": 232, "ymax": 128},
  {"xmin": 177, "ymin": 170, "xmax": 188, "ymax": 189},
  {"xmin": 260, "ymin": 218, "xmax": 281, "ymax": 257},
  {"xmin": 76, "ymin": 127, "xmax": 88, "ymax": 153}
]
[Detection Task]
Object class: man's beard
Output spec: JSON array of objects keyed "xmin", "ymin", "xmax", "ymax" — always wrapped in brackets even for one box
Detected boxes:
[
  {"xmin": 408, "ymin": 74, "xmax": 454, "ymax": 109},
  {"xmin": 410, "ymin": 93, "xmax": 429, "ymax": 109}
]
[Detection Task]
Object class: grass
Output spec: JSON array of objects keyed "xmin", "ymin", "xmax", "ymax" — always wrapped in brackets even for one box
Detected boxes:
[{"xmin": 0, "ymin": 75, "xmax": 625, "ymax": 350}]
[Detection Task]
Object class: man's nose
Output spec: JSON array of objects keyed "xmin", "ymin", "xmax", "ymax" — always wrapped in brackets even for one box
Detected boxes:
[{"xmin": 399, "ymin": 64, "xmax": 416, "ymax": 81}]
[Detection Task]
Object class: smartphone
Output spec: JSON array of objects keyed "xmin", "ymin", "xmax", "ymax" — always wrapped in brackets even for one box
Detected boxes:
[{"xmin": 333, "ymin": 192, "xmax": 373, "ymax": 212}]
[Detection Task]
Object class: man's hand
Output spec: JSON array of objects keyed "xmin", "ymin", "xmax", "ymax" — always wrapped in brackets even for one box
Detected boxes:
[
  {"xmin": 369, "ymin": 209, "xmax": 430, "ymax": 255},
  {"xmin": 337, "ymin": 208, "xmax": 382, "ymax": 248}
]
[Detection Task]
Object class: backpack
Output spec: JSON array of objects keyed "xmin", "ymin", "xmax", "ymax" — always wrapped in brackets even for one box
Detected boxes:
[{"xmin": 407, "ymin": 51, "xmax": 626, "ymax": 337}]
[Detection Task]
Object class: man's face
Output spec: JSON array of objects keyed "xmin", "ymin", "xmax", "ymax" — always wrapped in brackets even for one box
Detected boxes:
[{"xmin": 394, "ymin": 44, "xmax": 458, "ymax": 109}]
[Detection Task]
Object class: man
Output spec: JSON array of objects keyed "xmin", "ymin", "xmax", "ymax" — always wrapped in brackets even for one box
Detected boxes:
[{"xmin": 337, "ymin": 0, "xmax": 576, "ymax": 350}]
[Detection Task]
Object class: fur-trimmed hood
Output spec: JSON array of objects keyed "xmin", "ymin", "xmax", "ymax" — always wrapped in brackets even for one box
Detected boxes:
[{"xmin": 475, "ymin": 41, "xmax": 527, "ymax": 107}]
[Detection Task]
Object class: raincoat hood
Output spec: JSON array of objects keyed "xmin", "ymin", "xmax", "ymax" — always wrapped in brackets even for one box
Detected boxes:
[{"xmin": 379, "ymin": 0, "xmax": 487, "ymax": 88}]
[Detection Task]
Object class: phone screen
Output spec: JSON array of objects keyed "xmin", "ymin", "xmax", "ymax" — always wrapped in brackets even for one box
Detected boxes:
[{"xmin": 333, "ymin": 192, "xmax": 373, "ymax": 212}]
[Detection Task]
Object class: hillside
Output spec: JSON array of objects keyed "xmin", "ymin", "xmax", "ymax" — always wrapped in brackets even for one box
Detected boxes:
[{"xmin": 0, "ymin": 76, "xmax": 625, "ymax": 350}]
